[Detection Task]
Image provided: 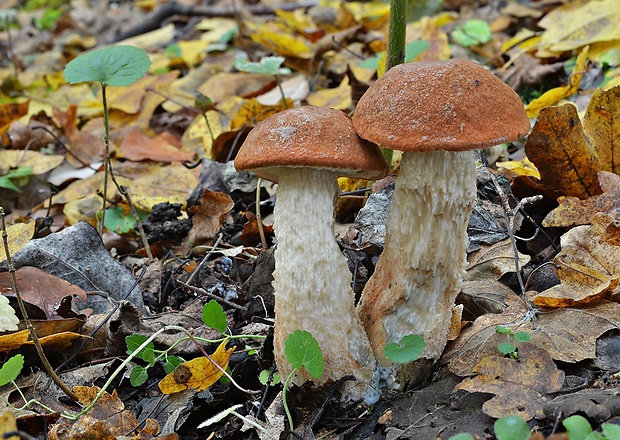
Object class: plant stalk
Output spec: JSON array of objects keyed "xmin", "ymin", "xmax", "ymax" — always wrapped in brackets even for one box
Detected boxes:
[
  {"xmin": 386, "ymin": 0, "xmax": 407, "ymax": 71},
  {"xmin": 99, "ymin": 84, "xmax": 111, "ymax": 236}
]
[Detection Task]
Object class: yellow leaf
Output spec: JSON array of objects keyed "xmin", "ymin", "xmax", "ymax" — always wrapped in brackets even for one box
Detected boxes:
[
  {"xmin": 525, "ymin": 46, "xmax": 589, "ymax": 118},
  {"xmin": 230, "ymin": 98, "xmax": 290, "ymax": 131},
  {"xmin": 195, "ymin": 18, "xmax": 238, "ymax": 44},
  {"xmin": 306, "ymin": 76, "xmax": 351, "ymax": 109},
  {"xmin": 496, "ymin": 158, "xmax": 540, "ymax": 178},
  {"xmin": 63, "ymin": 194, "xmax": 102, "ymax": 227},
  {"xmin": 0, "ymin": 221, "xmax": 35, "ymax": 265},
  {"xmin": 539, "ymin": 0, "xmax": 620, "ymax": 53},
  {"xmin": 159, "ymin": 340, "xmax": 235, "ymax": 394},
  {"xmin": 181, "ymin": 110, "xmax": 225, "ymax": 158},
  {"xmin": 0, "ymin": 150, "xmax": 64, "ymax": 175},
  {"xmin": 583, "ymin": 86, "xmax": 620, "ymax": 174},
  {"xmin": 178, "ymin": 40, "xmax": 209, "ymax": 68},
  {"xmin": 343, "ymin": 1, "xmax": 390, "ymax": 22},
  {"xmin": 275, "ymin": 9, "xmax": 317, "ymax": 34},
  {"xmin": 0, "ymin": 330, "xmax": 29, "ymax": 351},
  {"xmin": 248, "ymin": 25, "xmax": 313, "ymax": 58}
]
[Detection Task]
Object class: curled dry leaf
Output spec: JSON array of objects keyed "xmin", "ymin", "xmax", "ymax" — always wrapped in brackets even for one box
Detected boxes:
[
  {"xmin": 158, "ymin": 339, "xmax": 235, "ymax": 394},
  {"xmin": 533, "ymin": 211, "xmax": 620, "ymax": 307},
  {"xmin": 454, "ymin": 342, "xmax": 564, "ymax": 420},
  {"xmin": 186, "ymin": 189, "xmax": 234, "ymax": 245},
  {"xmin": 465, "ymin": 238, "xmax": 530, "ymax": 281}
]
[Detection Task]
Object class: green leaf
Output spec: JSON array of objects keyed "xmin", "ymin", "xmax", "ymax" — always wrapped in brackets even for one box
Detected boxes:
[
  {"xmin": 512, "ymin": 331, "xmax": 531, "ymax": 343},
  {"xmin": 126, "ymin": 334, "xmax": 155, "ymax": 364},
  {"xmin": 259, "ymin": 369, "xmax": 281, "ymax": 386},
  {"xmin": 234, "ymin": 56, "xmax": 291, "ymax": 76},
  {"xmin": 447, "ymin": 434, "xmax": 475, "ymax": 440},
  {"xmin": 202, "ymin": 300, "xmax": 228, "ymax": 332},
  {"xmin": 494, "ymin": 415, "xmax": 530, "ymax": 440},
  {"xmin": 452, "ymin": 19, "xmax": 492, "ymax": 47},
  {"xmin": 64, "ymin": 45, "xmax": 151, "ymax": 87},
  {"xmin": 495, "ymin": 326, "xmax": 511, "ymax": 335},
  {"xmin": 130, "ymin": 365, "xmax": 149, "ymax": 387},
  {"xmin": 0, "ymin": 354, "xmax": 24, "ymax": 386},
  {"xmin": 498, "ymin": 342, "xmax": 517, "ymax": 355},
  {"xmin": 563, "ymin": 415, "xmax": 593, "ymax": 440},
  {"xmin": 360, "ymin": 40, "xmax": 430, "ymax": 69},
  {"xmin": 103, "ymin": 206, "xmax": 148, "ymax": 235},
  {"xmin": 584, "ymin": 433, "xmax": 605, "ymax": 440},
  {"xmin": 164, "ymin": 355, "xmax": 185, "ymax": 375},
  {"xmin": 602, "ymin": 423, "xmax": 620, "ymax": 440},
  {"xmin": 0, "ymin": 167, "xmax": 33, "ymax": 191},
  {"xmin": 284, "ymin": 330, "xmax": 324, "ymax": 379},
  {"xmin": 383, "ymin": 334, "xmax": 425, "ymax": 364}
]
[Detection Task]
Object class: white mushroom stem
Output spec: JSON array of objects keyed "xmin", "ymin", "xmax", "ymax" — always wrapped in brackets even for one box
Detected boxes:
[
  {"xmin": 272, "ymin": 167, "xmax": 376, "ymax": 400},
  {"xmin": 358, "ymin": 150, "xmax": 477, "ymax": 366}
]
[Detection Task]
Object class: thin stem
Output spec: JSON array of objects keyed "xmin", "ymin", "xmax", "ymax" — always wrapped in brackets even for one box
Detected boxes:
[
  {"xmin": 0, "ymin": 209, "xmax": 78, "ymax": 403},
  {"xmin": 282, "ymin": 368, "xmax": 298, "ymax": 431},
  {"xmin": 202, "ymin": 112, "xmax": 216, "ymax": 143},
  {"xmin": 386, "ymin": 0, "xmax": 406, "ymax": 71},
  {"xmin": 255, "ymin": 178, "xmax": 267, "ymax": 250},
  {"xmin": 99, "ymin": 83, "xmax": 111, "ymax": 236},
  {"xmin": 275, "ymin": 75, "xmax": 289, "ymax": 109}
]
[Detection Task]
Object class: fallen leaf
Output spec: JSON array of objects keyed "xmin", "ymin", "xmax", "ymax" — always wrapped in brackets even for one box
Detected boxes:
[
  {"xmin": 538, "ymin": 0, "xmax": 620, "ymax": 53},
  {"xmin": 525, "ymin": 47, "xmax": 589, "ymax": 118},
  {"xmin": 533, "ymin": 212, "xmax": 620, "ymax": 307},
  {"xmin": 465, "ymin": 239, "xmax": 531, "ymax": 281},
  {"xmin": 306, "ymin": 76, "xmax": 352, "ymax": 110},
  {"xmin": 0, "ymin": 221, "xmax": 35, "ymax": 265},
  {"xmin": 119, "ymin": 129, "xmax": 196, "ymax": 162},
  {"xmin": 0, "ymin": 150, "xmax": 64, "ymax": 175},
  {"xmin": 455, "ymin": 343, "xmax": 564, "ymax": 420},
  {"xmin": 159, "ymin": 339, "xmax": 235, "ymax": 394},
  {"xmin": 522, "ymin": 104, "xmax": 603, "ymax": 200},
  {"xmin": 0, "ymin": 101, "xmax": 29, "ymax": 137},
  {"xmin": 186, "ymin": 189, "xmax": 234, "ymax": 245},
  {"xmin": 543, "ymin": 171, "xmax": 620, "ymax": 227},
  {"xmin": 583, "ymin": 86, "xmax": 620, "ymax": 175}
]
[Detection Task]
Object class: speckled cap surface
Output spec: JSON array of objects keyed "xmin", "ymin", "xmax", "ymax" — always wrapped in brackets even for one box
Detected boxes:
[
  {"xmin": 234, "ymin": 106, "xmax": 389, "ymax": 181},
  {"xmin": 352, "ymin": 59, "xmax": 530, "ymax": 152}
]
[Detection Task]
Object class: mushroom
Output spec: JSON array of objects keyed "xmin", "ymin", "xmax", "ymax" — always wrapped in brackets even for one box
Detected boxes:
[
  {"xmin": 234, "ymin": 106, "xmax": 388, "ymax": 400},
  {"xmin": 352, "ymin": 59, "xmax": 530, "ymax": 367}
]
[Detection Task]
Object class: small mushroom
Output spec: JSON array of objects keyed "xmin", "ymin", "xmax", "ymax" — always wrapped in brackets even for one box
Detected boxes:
[
  {"xmin": 235, "ymin": 106, "xmax": 388, "ymax": 400},
  {"xmin": 352, "ymin": 59, "xmax": 530, "ymax": 367}
]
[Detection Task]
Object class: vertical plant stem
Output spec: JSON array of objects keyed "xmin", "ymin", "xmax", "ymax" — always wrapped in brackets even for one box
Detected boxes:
[
  {"xmin": 99, "ymin": 83, "xmax": 110, "ymax": 236},
  {"xmin": 0, "ymin": 209, "xmax": 78, "ymax": 403},
  {"xmin": 202, "ymin": 113, "xmax": 216, "ymax": 144},
  {"xmin": 275, "ymin": 75, "xmax": 288, "ymax": 109},
  {"xmin": 255, "ymin": 178, "xmax": 267, "ymax": 251},
  {"xmin": 386, "ymin": 0, "xmax": 406, "ymax": 71}
]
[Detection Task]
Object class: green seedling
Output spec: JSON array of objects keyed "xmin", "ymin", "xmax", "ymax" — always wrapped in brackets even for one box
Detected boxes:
[
  {"xmin": 448, "ymin": 415, "xmax": 530, "ymax": 440},
  {"xmin": 126, "ymin": 299, "xmax": 264, "ymax": 386},
  {"xmin": 63, "ymin": 45, "xmax": 151, "ymax": 236},
  {"xmin": 451, "ymin": 19, "xmax": 493, "ymax": 48},
  {"xmin": 0, "ymin": 354, "xmax": 55, "ymax": 413},
  {"xmin": 383, "ymin": 334, "xmax": 425, "ymax": 388},
  {"xmin": 259, "ymin": 369, "xmax": 281, "ymax": 386},
  {"xmin": 234, "ymin": 56, "xmax": 291, "ymax": 109},
  {"xmin": 193, "ymin": 91, "xmax": 217, "ymax": 143},
  {"xmin": 282, "ymin": 330, "xmax": 324, "ymax": 431},
  {"xmin": 563, "ymin": 414, "xmax": 620, "ymax": 440},
  {"xmin": 496, "ymin": 326, "xmax": 530, "ymax": 359},
  {"xmin": 0, "ymin": 166, "xmax": 33, "ymax": 191}
]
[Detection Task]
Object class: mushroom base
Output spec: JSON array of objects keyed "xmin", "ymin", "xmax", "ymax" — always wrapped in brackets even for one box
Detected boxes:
[
  {"xmin": 272, "ymin": 168, "xmax": 376, "ymax": 401},
  {"xmin": 358, "ymin": 150, "xmax": 477, "ymax": 366}
]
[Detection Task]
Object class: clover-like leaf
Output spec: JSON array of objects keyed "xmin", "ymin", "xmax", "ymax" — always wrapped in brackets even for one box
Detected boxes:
[
  {"xmin": 234, "ymin": 56, "xmax": 291, "ymax": 76},
  {"xmin": 130, "ymin": 365, "xmax": 149, "ymax": 387},
  {"xmin": 494, "ymin": 415, "xmax": 531, "ymax": 440},
  {"xmin": 0, "ymin": 355, "xmax": 24, "ymax": 386},
  {"xmin": 126, "ymin": 334, "xmax": 155, "ymax": 364},
  {"xmin": 64, "ymin": 45, "xmax": 151, "ymax": 87},
  {"xmin": 202, "ymin": 300, "xmax": 228, "ymax": 333},
  {"xmin": 284, "ymin": 330, "xmax": 323, "ymax": 379},
  {"xmin": 384, "ymin": 334, "xmax": 425, "ymax": 364}
]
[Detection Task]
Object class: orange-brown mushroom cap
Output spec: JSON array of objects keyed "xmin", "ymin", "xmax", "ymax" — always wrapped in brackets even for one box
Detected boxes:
[
  {"xmin": 352, "ymin": 59, "xmax": 530, "ymax": 152},
  {"xmin": 235, "ymin": 106, "xmax": 388, "ymax": 181}
]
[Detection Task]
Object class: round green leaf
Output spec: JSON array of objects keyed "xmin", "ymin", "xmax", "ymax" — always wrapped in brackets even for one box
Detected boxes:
[
  {"xmin": 494, "ymin": 415, "xmax": 530, "ymax": 440},
  {"xmin": 202, "ymin": 300, "xmax": 228, "ymax": 333},
  {"xmin": 513, "ymin": 331, "xmax": 531, "ymax": 343},
  {"xmin": 0, "ymin": 354, "xmax": 24, "ymax": 386},
  {"xmin": 447, "ymin": 434, "xmax": 475, "ymax": 440},
  {"xmin": 284, "ymin": 330, "xmax": 324, "ymax": 379},
  {"xmin": 234, "ymin": 56, "xmax": 291, "ymax": 76},
  {"xmin": 602, "ymin": 423, "xmax": 620, "ymax": 440},
  {"xmin": 498, "ymin": 342, "xmax": 517, "ymax": 355},
  {"xmin": 452, "ymin": 19, "xmax": 492, "ymax": 47},
  {"xmin": 130, "ymin": 365, "xmax": 149, "ymax": 387},
  {"xmin": 384, "ymin": 334, "xmax": 425, "ymax": 364},
  {"xmin": 563, "ymin": 415, "xmax": 593, "ymax": 440},
  {"xmin": 64, "ymin": 45, "xmax": 151, "ymax": 87}
]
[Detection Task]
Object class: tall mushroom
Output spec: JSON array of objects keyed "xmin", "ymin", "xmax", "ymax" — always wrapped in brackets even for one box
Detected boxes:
[
  {"xmin": 352, "ymin": 59, "xmax": 530, "ymax": 367},
  {"xmin": 235, "ymin": 106, "xmax": 388, "ymax": 400}
]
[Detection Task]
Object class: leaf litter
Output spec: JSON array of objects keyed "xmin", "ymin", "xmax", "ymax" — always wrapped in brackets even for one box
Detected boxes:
[{"xmin": 2, "ymin": 0, "xmax": 620, "ymax": 438}]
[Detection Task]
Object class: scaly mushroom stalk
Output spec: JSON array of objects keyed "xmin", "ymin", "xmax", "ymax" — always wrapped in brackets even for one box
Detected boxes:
[
  {"xmin": 359, "ymin": 150, "xmax": 476, "ymax": 364},
  {"xmin": 272, "ymin": 167, "xmax": 376, "ymax": 399}
]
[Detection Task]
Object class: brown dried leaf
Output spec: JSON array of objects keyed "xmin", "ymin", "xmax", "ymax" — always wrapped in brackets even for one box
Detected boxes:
[
  {"xmin": 533, "ymin": 211, "xmax": 620, "ymax": 307},
  {"xmin": 584, "ymin": 86, "xmax": 620, "ymax": 175},
  {"xmin": 465, "ymin": 239, "xmax": 530, "ymax": 281},
  {"xmin": 445, "ymin": 301, "xmax": 620, "ymax": 375},
  {"xmin": 455, "ymin": 343, "xmax": 564, "ymax": 420},
  {"xmin": 543, "ymin": 171, "xmax": 620, "ymax": 227},
  {"xmin": 186, "ymin": 189, "xmax": 234, "ymax": 245},
  {"xmin": 119, "ymin": 129, "xmax": 196, "ymax": 163}
]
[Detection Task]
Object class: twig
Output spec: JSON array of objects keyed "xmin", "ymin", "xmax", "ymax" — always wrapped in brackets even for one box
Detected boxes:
[
  {"xmin": 0, "ymin": 208, "xmax": 79, "ymax": 403},
  {"xmin": 177, "ymin": 280, "xmax": 246, "ymax": 311}
]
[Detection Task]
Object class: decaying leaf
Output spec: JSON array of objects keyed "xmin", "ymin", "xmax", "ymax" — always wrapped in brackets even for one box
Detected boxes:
[
  {"xmin": 455, "ymin": 342, "xmax": 564, "ymax": 420},
  {"xmin": 533, "ymin": 212, "xmax": 620, "ymax": 307},
  {"xmin": 543, "ymin": 171, "xmax": 620, "ymax": 227},
  {"xmin": 445, "ymin": 301, "xmax": 620, "ymax": 375},
  {"xmin": 465, "ymin": 239, "xmax": 531, "ymax": 281},
  {"xmin": 0, "ymin": 221, "xmax": 35, "ymax": 265},
  {"xmin": 186, "ymin": 189, "xmax": 234, "ymax": 245},
  {"xmin": 159, "ymin": 339, "xmax": 235, "ymax": 394},
  {"xmin": 0, "ymin": 150, "xmax": 64, "ymax": 176},
  {"xmin": 584, "ymin": 86, "xmax": 620, "ymax": 175}
]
